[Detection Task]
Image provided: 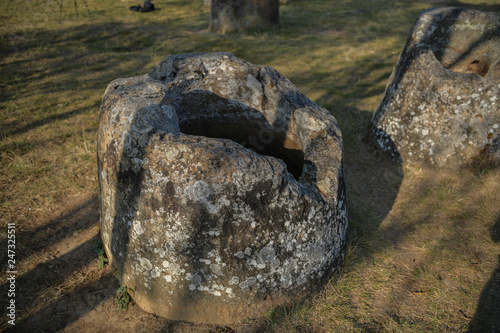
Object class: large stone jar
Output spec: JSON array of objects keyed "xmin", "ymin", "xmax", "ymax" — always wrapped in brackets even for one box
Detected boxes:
[
  {"xmin": 372, "ymin": 8, "xmax": 500, "ymax": 168},
  {"xmin": 98, "ymin": 53, "xmax": 347, "ymax": 325},
  {"xmin": 210, "ymin": 0, "xmax": 279, "ymax": 34}
]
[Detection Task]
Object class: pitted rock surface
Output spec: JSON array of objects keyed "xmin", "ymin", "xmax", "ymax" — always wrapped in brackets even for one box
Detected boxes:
[
  {"xmin": 210, "ymin": 0, "xmax": 279, "ymax": 34},
  {"xmin": 97, "ymin": 53, "xmax": 347, "ymax": 325},
  {"xmin": 372, "ymin": 8, "xmax": 500, "ymax": 167}
]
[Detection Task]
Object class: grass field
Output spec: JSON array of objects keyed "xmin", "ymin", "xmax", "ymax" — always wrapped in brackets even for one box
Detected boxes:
[{"xmin": 1, "ymin": 0, "xmax": 499, "ymax": 331}]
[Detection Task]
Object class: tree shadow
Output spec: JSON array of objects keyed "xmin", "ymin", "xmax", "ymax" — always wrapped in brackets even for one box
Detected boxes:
[
  {"xmin": 0, "ymin": 193, "xmax": 171, "ymax": 332},
  {"xmin": 0, "ymin": 238, "xmax": 112, "ymax": 332},
  {"xmin": 8, "ymin": 271, "xmax": 116, "ymax": 333},
  {"xmin": 467, "ymin": 215, "xmax": 500, "ymax": 332},
  {"xmin": 0, "ymin": 197, "xmax": 109, "ymax": 331},
  {"xmin": 2, "ymin": 105, "xmax": 99, "ymax": 138},
  {"xmin": 0, "ymin": 197, "xmax": 96, "ymax": 256},
  {"xmin": 0, "ymin": 21, "xmax": 172, "ymax": 141},
  {"xmin": 12, "ymin": 197, "xmax": 98, "ymax": 263}
]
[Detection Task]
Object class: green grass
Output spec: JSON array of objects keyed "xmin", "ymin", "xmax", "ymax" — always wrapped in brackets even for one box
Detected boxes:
[
  {"xmin": 1, "ymin": 0, "xmax": 500, "ymax": 331},
  {"xmin": 115, "ymin": 283, "xmax": 134, "ymax": 310},
  {"xmin": 91, "ymin": 239, "xmax": 109, "ymax": 270}
]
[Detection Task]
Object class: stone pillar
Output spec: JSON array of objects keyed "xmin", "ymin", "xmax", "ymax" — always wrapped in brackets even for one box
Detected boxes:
[{"xmin": 210, "ymin": 0, "xmax": 279, "ymax": 34}]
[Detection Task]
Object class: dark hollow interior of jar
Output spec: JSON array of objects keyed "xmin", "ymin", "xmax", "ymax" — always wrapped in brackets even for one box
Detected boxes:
[{"xmin": 180, "ymin": 119, "xmax": 305, "ymax": 180}]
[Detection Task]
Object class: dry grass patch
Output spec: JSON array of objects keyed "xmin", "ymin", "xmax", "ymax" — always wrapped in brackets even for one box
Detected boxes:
[{"xmin": 273, "ymin": 167, "xmax": 500, "ymax": 333}]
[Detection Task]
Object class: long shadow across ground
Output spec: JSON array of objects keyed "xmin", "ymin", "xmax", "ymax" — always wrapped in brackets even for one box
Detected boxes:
[{"xmin": 468, "ymin": 215, "xmax": 500, "ymax": 332}]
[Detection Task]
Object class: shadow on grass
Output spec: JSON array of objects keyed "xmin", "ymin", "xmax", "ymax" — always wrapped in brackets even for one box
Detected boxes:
[
  {"xmin": 0, "ymin": 238, "xmax": 112, "ymax": 332},
  {"xmin": 2, "ymin": 104, "xmax": 100, "ymax": 139},
  {"xmin": 0, "ymin": 21, "xmax": 173, "ymax": 140},
  {"xmin": 467, "ymin": 215, "xmax": 500, "ymax": 332},
  {"xmin": 0, "ymin": 196, "xmax": 108, "ymax": 331},
  {"xmin": 17, "ymin": 197, "xmax": 98, "ymax": 263}
]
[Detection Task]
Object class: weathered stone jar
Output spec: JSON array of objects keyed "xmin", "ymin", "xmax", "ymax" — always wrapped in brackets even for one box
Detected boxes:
[
  {"xmin": 372, "ymin": 8, "xmax": 500, "ymax": 168},
  {"xmin": 210, "ymin": 0, "xmax": 279, "ymax": 34},
  {"xmin": 97, "ymin": 53, "xmax": 347, "ymax": 325}
]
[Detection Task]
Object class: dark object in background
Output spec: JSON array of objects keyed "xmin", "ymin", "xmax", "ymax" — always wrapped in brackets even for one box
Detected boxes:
[{"xmin": 130, "ymin": 0, "xmax": 155, "ymax": 12}]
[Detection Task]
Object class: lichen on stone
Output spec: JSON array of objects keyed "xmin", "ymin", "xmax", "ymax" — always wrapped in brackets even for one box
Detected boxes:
[
  {"xmin": 372, "ymin": 8, "xmax": 500, "ymax": 168},
  {"xmin": 98, "ymin": 52, "xmax": 347, "ymax": 325}
]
